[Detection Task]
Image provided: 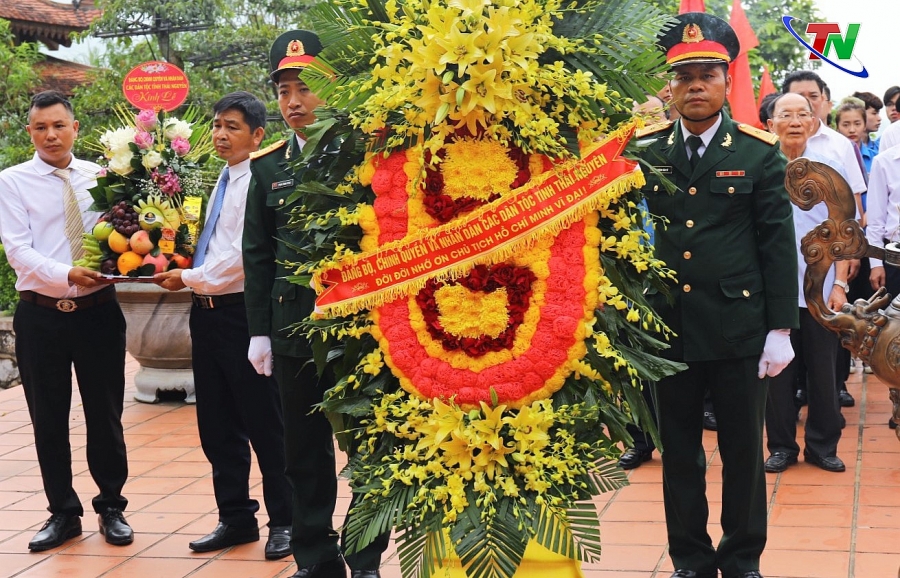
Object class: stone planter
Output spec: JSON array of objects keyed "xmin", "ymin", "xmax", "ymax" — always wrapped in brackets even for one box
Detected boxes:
[
  {"xmin": 0, "ymin": 316, "xmax": 20, "ymax": 389},
  {"xmin": 115, "ymin": 284, "xmax": 195, "ymax": 404}
]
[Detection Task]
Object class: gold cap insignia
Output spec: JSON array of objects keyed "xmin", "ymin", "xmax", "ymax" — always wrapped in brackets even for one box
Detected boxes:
[
  {"xmin": 682, "ymin": 23, "xmax": 704, "ymax": 43},
  {"xmin": 287, "ymin": 39, "xmax": 306, "ymax": 57}
]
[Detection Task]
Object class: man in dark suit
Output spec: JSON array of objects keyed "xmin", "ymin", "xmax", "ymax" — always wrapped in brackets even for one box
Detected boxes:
[
  {"xmin": 242, "ymin": 30, "xmax": 388, "ymax": 578},
  {"xmin": 637, "ymin": 13, "xmax": 799, "ymax": 578}
]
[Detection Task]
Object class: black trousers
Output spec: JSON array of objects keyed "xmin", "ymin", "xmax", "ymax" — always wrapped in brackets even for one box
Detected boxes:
[
  {"xmin": 14, "ymin": 298, "xmax": 128, "ymax": 517},
  {"xmin": 190, "ymin": 302, "xmax": 291, "ymax": 528},
  {"xmin": 766, "ymin": 308, "xmax": 842, "ymax": 458},
  {"xmin": 273, "ymin": 355, "xmax": 389, "ymax": 570},
  {"xmin": 653, "ymin": 356, "xmax": 767, "ymax": 578}
]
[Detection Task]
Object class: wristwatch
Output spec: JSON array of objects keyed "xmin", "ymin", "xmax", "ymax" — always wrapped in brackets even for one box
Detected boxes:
[{"xmin": 833, "ymin": 279, "xmax": 849, "ymax": 292}]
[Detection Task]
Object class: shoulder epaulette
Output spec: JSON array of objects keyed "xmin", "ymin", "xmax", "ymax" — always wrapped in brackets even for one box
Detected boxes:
[
  {"xmin": 249, "ymin": 139, "xmax": 287, "ymax": 160},
  {"xmin": 737, "ymin": 123, "xmax": 779, "ymax": 146},
  {"xmin": 635, "ymin": 120, "xmax": 674, "ymax": 138}
]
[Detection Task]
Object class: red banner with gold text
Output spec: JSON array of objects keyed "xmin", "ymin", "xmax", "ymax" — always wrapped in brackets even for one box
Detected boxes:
[{"xmin": 314, "ymin": 124, "xmax": 639, "ymax": 314}]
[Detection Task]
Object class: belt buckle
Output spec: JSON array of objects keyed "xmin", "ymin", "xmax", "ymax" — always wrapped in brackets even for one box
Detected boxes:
[
  {"xmin": 56, "ymin": 299, "xmax": 78, "ymax": 313},
  {"xmin": 196, "ymin": 294, "xmax": 215, "ymax": 309}
]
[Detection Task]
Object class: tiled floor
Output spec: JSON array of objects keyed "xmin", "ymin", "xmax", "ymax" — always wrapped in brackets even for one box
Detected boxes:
[{"xmin": 0, "ymin": 356, "xmax": 897, "ymax": 577}]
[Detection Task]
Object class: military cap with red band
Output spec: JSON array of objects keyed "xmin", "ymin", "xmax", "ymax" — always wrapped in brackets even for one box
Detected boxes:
[
  {"xmin": 269, "ymin": 30, "xmax": 324, "ymax": 81},
  {"xmin": 657, "ymin": 12, "xmax": 740, "ymax": 66}
]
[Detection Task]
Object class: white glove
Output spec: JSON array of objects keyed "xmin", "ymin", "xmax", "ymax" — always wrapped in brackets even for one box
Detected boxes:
[
  {"xmin": 757, "ymin": 329, "xmax": 794, "ymax": 378},
  {"xmin": 248, "ymin": 335, "xmax": 273, "ymax": 376}
]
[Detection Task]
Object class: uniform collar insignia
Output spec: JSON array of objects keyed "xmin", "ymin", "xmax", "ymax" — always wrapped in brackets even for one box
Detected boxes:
[
  {"xmin": 667, "ymin": 131, "xmax": 676, "ymax": 146},
  {"xmin": 722, "ymin": 133, "xmax": 732, "ymax": 148}
]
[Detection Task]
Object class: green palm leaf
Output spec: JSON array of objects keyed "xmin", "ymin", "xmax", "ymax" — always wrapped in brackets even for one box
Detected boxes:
[{"xmin": 549, "ymin": 0, "xmax": 674, "ymax": 101}]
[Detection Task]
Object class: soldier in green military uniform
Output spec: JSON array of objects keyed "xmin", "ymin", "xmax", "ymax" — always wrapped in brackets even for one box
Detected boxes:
[
  {"xmin": 637, "ymin": 13, "xmax": 799, "ymax": 578},
  {"xmin": 242, "ymin": 30, "xmax": 387, "ymax": 578}
]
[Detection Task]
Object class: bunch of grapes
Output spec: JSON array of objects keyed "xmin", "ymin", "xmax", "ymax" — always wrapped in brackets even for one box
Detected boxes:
[{"xmin": 108, "ymin": 201, "xmax": 140, "ymax": 236}]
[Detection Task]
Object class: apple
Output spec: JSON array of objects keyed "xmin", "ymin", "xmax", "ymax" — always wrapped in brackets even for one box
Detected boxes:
[
  {"xmin": 130, "ymin": 230, "xmax": 154, "ymax": 255},
  {"xmin": 142, "ymin": 253, "xmax": 169, "ymax": 274},
  {"xmin": 92, "ymin": 221, "xmax": 115, "ymax": 242},
  {"xmin": 170, "ymin": 253, "xmax": 193, "ymax": 269}
]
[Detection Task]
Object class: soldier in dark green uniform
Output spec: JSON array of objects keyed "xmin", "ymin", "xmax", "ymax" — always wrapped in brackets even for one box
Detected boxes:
[
  {"xmin": 637, "ymin": 13, "xmax": 799, "ymax": 578},
  {"xmin": 242, "ymin": 30, "xmax": 387, "ymax": 578}
]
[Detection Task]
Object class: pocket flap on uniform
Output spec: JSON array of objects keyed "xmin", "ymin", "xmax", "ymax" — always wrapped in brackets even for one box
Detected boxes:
[
  {"xmin": 710, "ymin": 177, "xmax": 753, "ymax": 196},
  {"xmin": 266, "ymin": 190, "xmax": 290, "ymax": 208},
  {"xmin": 271, "ymin": 283, "xmax": 298, "ymax": 301},
  {"xmin": 719, "ymin": 271, "xmax": 763, "ymax": 299}
]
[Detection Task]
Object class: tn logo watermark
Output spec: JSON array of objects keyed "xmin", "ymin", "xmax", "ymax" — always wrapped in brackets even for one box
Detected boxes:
[{"xmin": 782, "ymin": 16, "xmax": 868, "ymax": 79}]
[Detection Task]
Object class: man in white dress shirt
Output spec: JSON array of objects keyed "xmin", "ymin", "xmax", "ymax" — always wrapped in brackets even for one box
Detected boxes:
[
  {"xmin": 783, "ymin": 72, "xmax": 867, "ymax": 219},
  {"xmin": 763, "ymin": 92, "xmax": 849, "ymax": 474},
  {"xmin": 0, "ymin": 90, "xmax": 133, "ymax": 551},
  {"xmin": 155, "ymin": 92, "xmax": 292, "ymax": 559}
]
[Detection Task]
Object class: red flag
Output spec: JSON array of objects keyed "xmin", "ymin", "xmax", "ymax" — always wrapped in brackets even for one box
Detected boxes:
[
  {"xmin": 678, "ymin": 0, "xmax": 706, "ymax": 13},
  {"xmin": 756, "ymin": 65, "xmax": 776, "ymax": 110},
  {"xmin": 727, "ymin": 0, "xmax": 760, "ymax": 125}
]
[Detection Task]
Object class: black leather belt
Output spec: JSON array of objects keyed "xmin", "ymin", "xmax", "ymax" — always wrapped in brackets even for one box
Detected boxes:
[
  {"xmin": 191, "ymin": 292, "xmax": 245, "ymax": 309},
  {"xmin": 19, "ymin": 285, "xmax": 116, "ymax": 313}
]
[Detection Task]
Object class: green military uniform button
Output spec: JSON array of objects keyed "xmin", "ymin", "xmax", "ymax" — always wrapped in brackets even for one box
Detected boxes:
[
  {"xmin": 278, "ymin": 198, "xmax": 285, "ymax": 206},
  {"xmin": 654, "ymin": 185, "xmax": 659, "ymax": 191},
  {"xmin": 684, "ymin": 251, "xmax": 692, "ymax": 259},
  {"xmin": 742, "ymin": 289, "xmax": 750, "ymax": 297},
  {"xmin": 689, "ymin": 186, "xmax": 697, "ymax": 195},
  {"xmin": 728, "ymin": 186, "xmax": 735, "ymax": 194},
  {"xmin": 686, "ymin": 219, "xmax": 694, "ymax": 228}
]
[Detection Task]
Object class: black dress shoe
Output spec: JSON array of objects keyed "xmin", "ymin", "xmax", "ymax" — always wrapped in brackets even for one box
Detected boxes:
[
  {"xmin": 618, "ymin": 448, "xmax": 652, "ymax": 470},
  {"xmin": 351, "ymin": 571, "xmax": 381, "ymax": 578},
  {"xmin": 702, "ymin": 411, "xmax": 717, "ymax": 431},
  {"xmin": 28, "ymin": 513, "xmax": 82, "ymax": 551},
  {"xmin": 265, "ymin": 526, "xmax": 291, "ymax": 560},
  {"xmin": 764, "ymin": 452, "xmax": 797, "ymax": 473},
  {"xmin": 838, "ymin": 389, "xmax": 855, "ymax": 407},
  {"xmin": 671, "ymin": 570, "xmax": 717, "ymax": 578},
  {"xmin": 189, "ymin": 522, "xmax": 259, "ymax": 552},
  {"xmin": 291, "ymin": 556, "xmax": 347, "ymax": 578},
  {"xmin": 803, "ymin": 449, "xmax": 845, "ymax": 472},
  {"xmin": 890, "ymin": 418, "xmax": 897, "ymax": 429},
  {"xmin": 728, "ymin": 572, "xmax": 763, "ymax": 578},
  {"xmin": 98, "ymin": 508, "xmax": 133, "ymax": 545}
]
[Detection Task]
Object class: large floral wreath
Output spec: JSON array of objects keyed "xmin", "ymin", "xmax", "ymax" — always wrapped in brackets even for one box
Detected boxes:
[{"xmin": 283, "ymin": 0, "xmax": 680, "ymax": 576}]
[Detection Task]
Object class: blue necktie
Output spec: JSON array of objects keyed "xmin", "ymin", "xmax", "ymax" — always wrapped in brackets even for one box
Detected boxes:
[{"xmin": 193, "ymin": 166, "xmax": 229, "ymax": 267}]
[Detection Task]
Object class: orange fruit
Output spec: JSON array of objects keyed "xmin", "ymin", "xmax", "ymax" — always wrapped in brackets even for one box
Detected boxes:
[
  {"xmin": 117, "ymin": 251, "xmax": 144, "ymax": 275},
  {"xmin": 107, "ymin": 230, "xmax": 130, "ymax": 254}
]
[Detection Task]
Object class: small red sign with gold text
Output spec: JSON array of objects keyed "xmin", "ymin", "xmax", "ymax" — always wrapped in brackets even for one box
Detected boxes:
[{"xmin": 122, "ymin": 61, "xmax": 189, "ymax": 112}]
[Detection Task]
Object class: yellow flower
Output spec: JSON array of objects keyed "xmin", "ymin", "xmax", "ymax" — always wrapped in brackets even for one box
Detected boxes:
[
  {"xmin": 470, "ymin": 402, "xmax": 507, "ymax": 450},
  {"xmin": 360, "ymin": 350, "xmax": 384, "ymax": 375},
  {"xmin": 416, "ymin": 398, "xmax": 465, "ymax": 457}
]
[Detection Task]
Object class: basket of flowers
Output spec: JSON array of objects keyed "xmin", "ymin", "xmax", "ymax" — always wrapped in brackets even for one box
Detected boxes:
[
  {"xmin": 77, "ymin": 106, "xmax": 215, "ymax": 279},
  {"xmin": 282, "ymin": 0, "xmax": 683, "ymax": 576}
]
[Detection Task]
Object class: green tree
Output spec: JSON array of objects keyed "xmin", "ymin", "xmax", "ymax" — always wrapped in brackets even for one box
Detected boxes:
[
  {"xmin": 74, "ymin": 0, "xmax": 317, "ymax": 151},
  {"xmin": 0, "ymin": 19, "xmax": 43, "ymax": 169}
]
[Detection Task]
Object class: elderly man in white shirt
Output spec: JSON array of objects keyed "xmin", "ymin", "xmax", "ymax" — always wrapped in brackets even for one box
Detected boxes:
[
  {"xmin": 0, "ymin": 91, "xmax": 133, "ymax": 551},
  {"xmin": 782, "ymin": 71, "xmax": 867, "ymax": 223},
  {"xmin": 763, "ymin": 92, "xmax": 850, "ymax": 474},
  {"xmin": 155, "ymin": 92, "xmax": 293, "ymax": 560}
]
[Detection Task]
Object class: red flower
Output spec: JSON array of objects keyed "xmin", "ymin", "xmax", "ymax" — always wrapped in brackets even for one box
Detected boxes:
[{"xmin": 415, "ymin": 262, "xmax": 536, "ymax": 356}]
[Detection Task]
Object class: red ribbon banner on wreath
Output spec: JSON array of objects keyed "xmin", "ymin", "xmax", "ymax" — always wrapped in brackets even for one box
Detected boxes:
[{"xmin": 313, "ymin": 123, "xmax": 640, "ymax": 314}]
